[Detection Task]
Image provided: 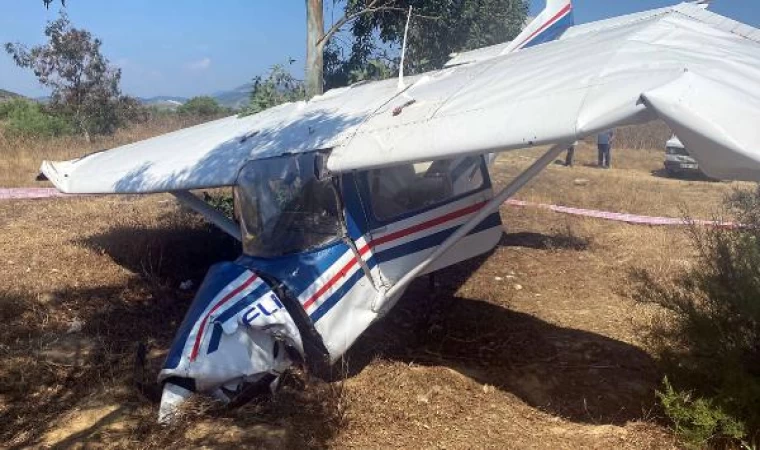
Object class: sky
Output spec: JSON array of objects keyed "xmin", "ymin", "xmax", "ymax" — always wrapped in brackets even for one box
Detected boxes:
[{"xmin": 1, "ymin": 1, "xmax": 758, "ymax": 99}]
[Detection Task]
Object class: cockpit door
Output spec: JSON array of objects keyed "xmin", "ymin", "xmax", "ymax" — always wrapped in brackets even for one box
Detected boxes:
[{"xmin": 352, "ymin": 156, "xmax": 504, "ymax": 287}]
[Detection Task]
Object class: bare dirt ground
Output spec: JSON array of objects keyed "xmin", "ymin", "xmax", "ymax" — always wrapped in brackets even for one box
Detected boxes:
[{"xmin": 0, "ymin": 143, "xmax": 749, "ymax": 448}]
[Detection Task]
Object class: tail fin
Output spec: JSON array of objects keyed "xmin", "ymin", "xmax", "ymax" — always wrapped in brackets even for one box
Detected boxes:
[{"xmin": 501, "ymin": 0, "xmax": 574, "ymax": 54}]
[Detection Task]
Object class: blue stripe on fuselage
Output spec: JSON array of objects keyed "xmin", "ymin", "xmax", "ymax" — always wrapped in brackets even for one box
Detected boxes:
[
  {"xmin": 164, "ymin": 262, "xmax": 250, "ymax": 370},
  {"xmin": 309, "ymin": 213, "xmax": 503, "ymax": 322},
  {"xmin": 374, "ymin": 213, "xmax": 502, "ymax": 264},
  {"xmin": 214, "ymin": 283, "xmax": 271, "ymax": 325}
]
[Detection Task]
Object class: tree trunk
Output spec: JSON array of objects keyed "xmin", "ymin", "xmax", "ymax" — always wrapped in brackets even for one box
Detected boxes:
[{"xmin": 306, "ymin": 0, "xmax": 325, "ymax": 98}]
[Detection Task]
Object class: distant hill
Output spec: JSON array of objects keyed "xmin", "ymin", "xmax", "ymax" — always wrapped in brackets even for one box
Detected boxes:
[
  {"xmin": 1, "ymin": 85, "xmax": 252, "ymax": 111},
  {"xmin": 0, "ymin": 89, "xmax": 23, "ymax": 102},
  {"xmin": 139, "ymin": 96, "xmax": 188, "ymax": 111},
  {"xmin": 138, "ymin": 88, "xmax": 251, "ymax": 110},
  {"xmin": 212, "ymin": 83, "xmax": 252, "ymax": 110}
]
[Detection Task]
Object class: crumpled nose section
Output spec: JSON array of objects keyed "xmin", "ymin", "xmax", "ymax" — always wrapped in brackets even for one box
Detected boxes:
[{"xmin": 159, "ymin": 261, "xmax": 303, "ymax": 394}]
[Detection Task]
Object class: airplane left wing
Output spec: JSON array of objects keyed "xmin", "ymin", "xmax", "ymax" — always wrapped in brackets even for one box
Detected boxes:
[
  {"xmin": 41, "ymin": 3, "xmax": 760, "ymax": 193},
  {"xmin": 326, "ymin": 3, "xmax": 760, "ymax": 181}
]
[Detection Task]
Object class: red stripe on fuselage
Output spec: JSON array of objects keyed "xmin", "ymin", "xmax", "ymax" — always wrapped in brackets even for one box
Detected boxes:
[
  {"xmin": 302, "ymin": 201, "xmax": 489, "ymax": 312},
  {"xmin": 302, "ymin": 258, "xmax": 360, "ymax": 310},
  {"xmin": 189, "ymin": 274, "xmax": 258, "ymax": 361},
  {"xmin": 369, "ymin": 201, "xmax": 487, "ymax": 248}
]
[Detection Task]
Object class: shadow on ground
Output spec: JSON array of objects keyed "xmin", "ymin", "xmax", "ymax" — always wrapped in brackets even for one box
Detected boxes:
[
  {"xmin": 1, "ymin": 223, "xmax": 658, "ymax": 448},
  {"xmin": 342, "ymin": 235, "xmax": 658, "ymax": 426},
  {"xmin": 500, "ymin": 230, "xmax": 591, "ymax": 251},
  {"xmin": 650, "ymin": 168, "xmax": 718, "ymax": 182}
]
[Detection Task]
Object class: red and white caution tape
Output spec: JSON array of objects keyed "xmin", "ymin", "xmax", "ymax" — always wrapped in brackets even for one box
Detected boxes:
[
  {"xmin": 0, "ymin": 188, "xmax": 71, "ymax": 200},
  {"xmin": 0, "ymin": 188, "xmax": 736, "ymax": 228},
  {"xmin": 505, "ymin": 199, "xmax": 736, "ymax": 228}
]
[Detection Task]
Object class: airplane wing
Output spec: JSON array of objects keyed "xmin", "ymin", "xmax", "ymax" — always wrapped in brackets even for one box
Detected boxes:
[{"xmin": 42, "ymin": 2, "xmax": 760, "ymax": 194}]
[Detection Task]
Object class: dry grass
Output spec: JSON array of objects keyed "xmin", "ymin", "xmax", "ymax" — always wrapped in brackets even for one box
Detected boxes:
[
  {"xmin": 0, "ymin": 122, "xmax": 742, "ymax": 448},
  {"xmin": 492, "ymin": 142, "xmax": 750, "ymax": 219},
  {"xmin": 0, "ymin": 115, "xmax": 217, "ymax": 188}
]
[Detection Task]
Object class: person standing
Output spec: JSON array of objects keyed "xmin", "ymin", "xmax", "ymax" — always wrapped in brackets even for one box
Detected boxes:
[
  {"xmin": 564, "ymin": 141, "xmax": 578, "ymax": 167},
  {"xmin": 597, "ymin": 129, "xmax": 614, "ymax": 168}
]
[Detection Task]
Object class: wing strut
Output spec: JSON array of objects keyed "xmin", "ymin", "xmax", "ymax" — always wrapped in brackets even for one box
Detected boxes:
[
  {"xmin": 374, "ymin": 143, "xmax": 569, "ymax": 312},
  {"xmin": 171, "ymin": 191, "xmax": 242, "ymax": 242}
]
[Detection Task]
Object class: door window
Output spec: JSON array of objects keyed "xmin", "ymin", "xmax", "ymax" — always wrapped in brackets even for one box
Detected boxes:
[{"xmin": 368, "ymin": 156, "xmax": 485, "ymax": 221}]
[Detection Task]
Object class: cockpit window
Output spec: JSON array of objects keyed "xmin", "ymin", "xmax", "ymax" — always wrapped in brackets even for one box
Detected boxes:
[
  {"xmin": 235, "ymin": 153, "xmax": 342, "ymax": 258},
  {"xmin": 368, "ymin": 156, "xmax": 486, "ymax": 221}
]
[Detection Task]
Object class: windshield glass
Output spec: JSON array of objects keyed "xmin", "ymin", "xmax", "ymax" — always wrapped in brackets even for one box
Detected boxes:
[
  {"xmin": 667, "ymin": 146, "xmax": 690, "ymax": 156},
  {"xmin": 235, "ymin": 153, "xmax": 342, "ymax": 258}
]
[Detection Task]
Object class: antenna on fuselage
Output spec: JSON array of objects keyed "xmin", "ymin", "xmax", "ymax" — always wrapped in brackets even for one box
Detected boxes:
[{"xmin": 398, "ymin": 6, "xmax": 413, "ymax": 91}]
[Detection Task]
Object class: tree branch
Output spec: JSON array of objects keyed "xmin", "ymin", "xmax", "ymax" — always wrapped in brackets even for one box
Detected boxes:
[{"xmin": 318, "ymin": 1, "xmax": 439, "ymax": 47}]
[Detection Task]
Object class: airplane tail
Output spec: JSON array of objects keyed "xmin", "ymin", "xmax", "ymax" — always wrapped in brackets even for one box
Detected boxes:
[{"xmin": 502, "ymin": 0, "xmax": 574, "ymax": 54}]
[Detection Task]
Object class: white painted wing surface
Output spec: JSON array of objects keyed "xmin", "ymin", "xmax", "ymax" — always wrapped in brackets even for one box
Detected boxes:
[
  {"xmin": 40, "ymin": 78, "xmax": 406, "ymax": 193},
  {"xmin": 41, "ymin": 3, "xmax": 760, "ymax": 193},
  {"xmin": 327, "ymin": 4, "xmax": 760, "ymax": 180}
]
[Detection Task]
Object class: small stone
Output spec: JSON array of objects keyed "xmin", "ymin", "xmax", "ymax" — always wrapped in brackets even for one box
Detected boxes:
[
  {"xmin": 494, "ymin": 277, "xmax": 503, "ymax": 281},
  {"xmin": 38, "ymin": 292, "xmax": 59, "ymax": 304},
  {"xmin": 67, "ymin": 319, "xmax": 84, "ymax": 334},
  {"xmin": 513, "ymin": 284, "xmax": 523, "ymax": 291},
  {"xmin": 416, "ymin": 394, "xmax": 430, "ymax": 404},
  {"xmin": 573, "ymin": 178, "xmax": 590, "ymax": 186}
]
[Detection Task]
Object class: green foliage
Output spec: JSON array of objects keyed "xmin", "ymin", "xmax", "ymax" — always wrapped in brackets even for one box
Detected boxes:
[
  {"xmin": 42, "ymin": 0, "xmax": 65, "ymax": 8},
  {"xmin": 243, "ymin": 64, "xmax": 306, "ymax": 115},
  {"xmin": 5, "ymin": 12, "xmax": 142, "ymax": 136},
  {"xmin": 177, "ymin": 96, "xmax": 225, "ymax": 118},
  {"xmin": 632, "ymin": 186, "xmax": 760, "ymax": 447},
  {"xmin": 325, "ymin": 0, "xmax": 529, "ymax": 88},
  {"xmin": 657, "ymin": 378, "xmax": 746, "ymax": 448},
  {"xmin": 202, "ymin": 191, "xmax": 235, "ymax": 221},
  {"xmin": 0, "ymin": 98, "xmax": 73, "ymax": 137}
]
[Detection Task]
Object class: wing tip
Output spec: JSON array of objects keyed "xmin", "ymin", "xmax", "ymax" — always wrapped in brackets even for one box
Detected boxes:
[{"xmin": 39, "ymin": 160, "xmax": 70, "ymax": 193}]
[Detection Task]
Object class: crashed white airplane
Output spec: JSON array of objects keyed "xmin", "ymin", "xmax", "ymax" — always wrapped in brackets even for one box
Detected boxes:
[{"xmin": 39, "ymin": 0, "xmax": 760, "ymax": 421}]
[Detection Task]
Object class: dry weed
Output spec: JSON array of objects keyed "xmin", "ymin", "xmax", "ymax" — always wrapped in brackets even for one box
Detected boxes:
[{"xmin": 0, "ymin": 115, "xmax": 219, "ymax": 188}]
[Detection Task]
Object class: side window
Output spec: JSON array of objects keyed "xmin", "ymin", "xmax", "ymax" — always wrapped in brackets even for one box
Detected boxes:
[{"xmin": 368, "ymin": 156, "xmax": 485, "ymax": 221}]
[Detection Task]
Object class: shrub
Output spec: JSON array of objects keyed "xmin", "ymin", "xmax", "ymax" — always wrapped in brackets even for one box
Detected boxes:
[
  {"xmin": 657, "ymin": 378, "xmax": 746, "ymax": 448},
  {"xmin": 0, "ymin": 98, "xmax": 74, "ymax": 137},
  {"xmin": 202, "ymin": 191, "xmax": 235, "ymax": 221},
  {"xmin": 632, "ymin": 186, "xmax": 760, "ymax": 447},
  {"xmin": 243, "ymin": 64, "xmax": 306, "ymax": 115},
  {"xmin": 177, "ymin": 96, "xmax": 226, "ymax": 118}
]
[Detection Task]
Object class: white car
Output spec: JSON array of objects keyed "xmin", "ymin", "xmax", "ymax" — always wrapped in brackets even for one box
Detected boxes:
[{"xmin": 664, "ymin": 135, "xmax": 701, "ymax": 176}]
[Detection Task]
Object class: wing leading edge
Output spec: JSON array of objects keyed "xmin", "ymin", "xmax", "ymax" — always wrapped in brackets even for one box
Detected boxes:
[{"xmin": 41, "ymin": 3, "xmax": 760, "ymax": 194}]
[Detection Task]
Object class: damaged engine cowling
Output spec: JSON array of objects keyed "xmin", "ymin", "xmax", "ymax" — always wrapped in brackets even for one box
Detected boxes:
[{"xmin": 157, "ymin": 262, "xmax": 303, "ymax": 423}]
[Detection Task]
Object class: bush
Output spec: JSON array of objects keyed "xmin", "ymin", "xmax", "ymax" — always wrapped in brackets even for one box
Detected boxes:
[
  {"xmin": 202, "ymin": 191, "xmax": 235, "ymax": 221},
  {"xmin": 633, "ymin": 186, "xmax": 760, "ymax": 447},
  {"xmin": 0, "ymin": 98, "xmax": 74, "ymax": 137},
  {"xmin": 177, "ymin": 96, "xmax": 226, "ymax": 118},
  {"xmin": 243, "ymin": 64, "xmax": 306, "ymax": 115},
  {"xmin": 657, "ymin": 378, "xmax": 746, "ymax": 447}
]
